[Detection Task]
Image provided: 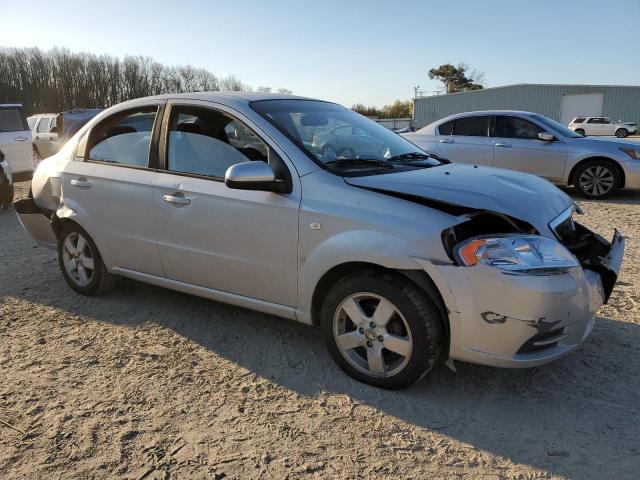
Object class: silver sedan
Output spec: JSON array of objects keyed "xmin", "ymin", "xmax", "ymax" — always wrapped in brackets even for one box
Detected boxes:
[
  {"xmin": 16, "ymin": 94, "xmax": 624, "ymax": 389},
  {"xmin": 402, "ymin": 110, "xmax": 640, "ymax": 198}
]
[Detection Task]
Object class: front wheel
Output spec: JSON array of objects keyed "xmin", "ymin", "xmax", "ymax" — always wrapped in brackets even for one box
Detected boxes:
[
  {"xmin": 615, "ymin": 128, "xmax": 628, "ymax": 138},
  {"xmin": 58, "ymin": 223, "xmax": 119, "ymax": 295},
  {"xmin": 575, "ymin": 128, "xmax": 585, "ymax": 136},
  {"xmin": 321, "ymin": 270, "xmax": 443, "ymax": 389},
  {"xmin": 574, "ymin": 160, "xmax": 620, "ymax": 199}
]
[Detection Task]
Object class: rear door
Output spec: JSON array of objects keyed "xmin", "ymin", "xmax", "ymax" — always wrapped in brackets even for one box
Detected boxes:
[
  {"xmin": 62, "ymin": 102, "xmax": 165, "ymax": 275},
  {"xmin": 492, "ymin": 115, "xmax": 566, "ymax": 181},
  {"xmin": 586, "ymin": 117, "xmax": 606, "ymax": 135},
  {"xmin": 0, "ymin": 105, "xmax": 33, "ymax": 178},
  {"xmin": 437, "ymin": 115, "xmax": 493, "ymax": 166}
]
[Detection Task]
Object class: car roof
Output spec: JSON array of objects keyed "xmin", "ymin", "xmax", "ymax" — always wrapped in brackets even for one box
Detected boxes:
[{"xmin": 115, "ymin": 91, "xmax": 316, "ymax": 110}]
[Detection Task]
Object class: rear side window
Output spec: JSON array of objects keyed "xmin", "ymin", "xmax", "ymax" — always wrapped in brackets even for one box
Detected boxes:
[
  {"xmin": 453, "ymin": 116, "xmax": 490, "ymax": 136},
  {"xmin": 587, "ymin": 118, "xmax": 603, "ymax": 124},
  {"xmin": 572, "ymin": 117, "xmax": 585, "ymax": 124},
  {"xmin": 438, "ymin": 120, "xmax": 453, "ymax": 135},
  {"xmin": 0, "ymin": 108, "xmax": 27, "ymax": 132},
  {"xmin": 495, "ymin": 116, "xmax": 543, "ymax": 139},
  {"xmin": 166, "ymin": 106, "xmax": 268, "ymax": 178},
  {"xmin": 87, "ymin": 108, "xmax": 158, "ymax": 167}
]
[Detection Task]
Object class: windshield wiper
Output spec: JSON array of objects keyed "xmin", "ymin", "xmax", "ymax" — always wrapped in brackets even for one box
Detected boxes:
[
  {"xmin": 387, "ymin": 152, "xmax": 433, "ymax": 161},
  {"xmin": 324, "ymin": 158, "xmax": 394, "ymax": 169}
]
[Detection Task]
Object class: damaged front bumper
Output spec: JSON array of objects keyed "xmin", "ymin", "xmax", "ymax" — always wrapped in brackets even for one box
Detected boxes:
[{"xmin": 415, "ymin": 227, "xmax": 625, "ymax": 368}]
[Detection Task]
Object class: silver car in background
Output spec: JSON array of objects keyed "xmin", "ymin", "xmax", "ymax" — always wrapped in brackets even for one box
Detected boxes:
[
  {"xmin": 16, "ymin": 94, "xmax": 624, "ymax": 389},
  {"xmin": 402, "ymin": 110, "xmax": 640, "ymax": 198}
]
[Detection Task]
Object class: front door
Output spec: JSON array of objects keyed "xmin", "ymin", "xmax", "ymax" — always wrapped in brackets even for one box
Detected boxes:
[
  {"xmin": 62, "ymin": 103, "xmax": 165, "ymax": 276},
  {"xmin": 153, "ymin": 101, "xmax": 300, "ymax": 307},
  {"xmin": 492, "ymin": 115, "xmax": 567, "ymax": 182},
  {"xmin": 34, "ymin": 116, "xmax": 59, "ymax": 157}
]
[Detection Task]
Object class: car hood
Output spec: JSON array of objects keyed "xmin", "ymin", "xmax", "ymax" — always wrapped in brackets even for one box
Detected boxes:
[
  {"xmin": 566, "ymin": 136, "xmax": 639, "ymax": 150},
  {"xmin": 344, "ymin": 164, "xmax": 573, "ymax": 233}
]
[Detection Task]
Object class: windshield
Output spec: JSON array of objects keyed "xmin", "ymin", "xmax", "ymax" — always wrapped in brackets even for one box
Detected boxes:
[
  {"xmin": 532, "ymin": 114, "xmax": 583, "ymax": 138},
  {"xmin": 251, "ymin": 99, "xmax": 441, "ymax": 174}
]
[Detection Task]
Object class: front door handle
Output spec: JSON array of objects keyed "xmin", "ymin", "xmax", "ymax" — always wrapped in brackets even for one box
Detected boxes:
[
  {"xmin": 70, "ymin": 178, "xmax": 92, "ymax": 188},
  {"xmin": 495, "ymin": 142, "xmax": 512, "ymax": 148},
  {"xmin": 14, "ymin": 136, "xmax": 29, "ymax": 142},
  {"xmin": 163, "ymin": 193, "xmax": 191, "ymax": 206},
  {"xmin": 439, "ymin": 138, "xmax": 454, "ymax": 144}
]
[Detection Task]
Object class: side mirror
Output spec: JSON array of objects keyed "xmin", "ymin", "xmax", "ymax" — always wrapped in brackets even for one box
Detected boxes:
[
  {"xmin": 538, "ymin": 132, "xmax": 555, "ymax": 142},
  {"xmin": 225, "ymin": 161, "xmax": 282, "ymax": 192}
]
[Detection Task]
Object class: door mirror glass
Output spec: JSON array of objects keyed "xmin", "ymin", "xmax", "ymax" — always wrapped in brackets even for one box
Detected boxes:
[
  {"xmin": 538, "ymin": 132, "xmax": 555, "ymax": 142},
  {"xmin": 225, "ymin": 161, "xmax": 279, "ymax": 192}
]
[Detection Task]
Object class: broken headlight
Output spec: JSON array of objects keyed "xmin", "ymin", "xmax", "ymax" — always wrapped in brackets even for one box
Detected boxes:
[{"xmin": 454, "ymin": 235, "xmax": 579, "ymax": 273}]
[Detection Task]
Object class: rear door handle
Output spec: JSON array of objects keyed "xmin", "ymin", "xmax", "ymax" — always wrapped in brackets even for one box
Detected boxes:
[
  {"xmin": 163, "ymin": 193, "xmax": 190, "ymax": 206},
  {"xmin": 439, "ymin": 138, "xmax": 454, "ymax": 144},
  {"xmin": 495, "ymin": 142, "xmax": 512, "ymax": 148},
  {"xmin": 14, "ymin": 136, "xmax": 29, "ymax": 142},
  {"xmin": 70, "ymin": 178, "xmax": 92, "ymax": 188}
]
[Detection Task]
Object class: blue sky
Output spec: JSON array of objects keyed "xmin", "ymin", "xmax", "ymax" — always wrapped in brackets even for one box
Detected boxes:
[{"xmin": 1, "ymin": 0, "xmax": 638, "ymax": 106}]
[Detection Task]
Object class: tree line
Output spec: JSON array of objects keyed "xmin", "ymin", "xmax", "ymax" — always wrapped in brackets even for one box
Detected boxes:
[
  {"xmin": 352, "ymin": 99, "xmax": 413, "ymax": 119},
  {"xmin": 0, "ymin": 47, "xmax": 292, "ymax": 115}
]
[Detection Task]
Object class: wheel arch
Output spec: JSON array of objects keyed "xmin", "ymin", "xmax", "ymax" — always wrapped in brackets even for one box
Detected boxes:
[{"xmin": 567, "ymin": 156, "xmax": 625, "ymax": 188}]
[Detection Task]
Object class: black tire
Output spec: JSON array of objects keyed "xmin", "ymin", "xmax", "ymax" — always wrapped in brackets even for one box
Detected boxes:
[
  {"xmin": 320, "ymin": 269, "xmax": 443, "ymax": 389},
  {"xmin": 615, "ymin": 128, "xmax": 628, "ymax": 138},
  {"xmin": 0, "ymin": 183, "xmax": 13, "ymax": 210},
  {"xmin": 57, "ymin": 223, "xmax": 119, "ymax": 295},
  {"xmin": 573, "ymin": 159, "xmax": 621, "ymax": 199},
  {"xmin": 575, "ymin": 128, "xmax": 585, "ymax": 136}
]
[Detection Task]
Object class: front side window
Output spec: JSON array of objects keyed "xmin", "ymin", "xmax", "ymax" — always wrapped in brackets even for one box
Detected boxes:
[
  {"xmin": 251, "ymin": 99, "xmax": 441, "ymax": 175},
  {"xmin": 531, "ymin": 114, "xmax": 583, "ymax": 138},
  {"xmin": 495, "ymin": 116, "xmax": 543, "ymax": 139},
  {"xmin": 167, "ymin": 106, "xmax": 268, "ymax": 178},
  {"xmin": 587, "ymin": 117, "xmax": 603, "ymax": 124},
  {"xmin": 0, "ymin": 108, "xmax": 27, "ymax": 133},
  {"xmin": 87, "ymin": 108, "xmax": 157, "ymax": 167},
  {"xmin": 453, "ymin": 116, "xmax": 490, "ymax": 136}
]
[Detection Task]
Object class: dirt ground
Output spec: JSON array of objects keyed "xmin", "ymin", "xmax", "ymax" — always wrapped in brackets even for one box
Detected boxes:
[{"xmin": 1, "ymin": 181, "xmax": 639, "ymax": 480}]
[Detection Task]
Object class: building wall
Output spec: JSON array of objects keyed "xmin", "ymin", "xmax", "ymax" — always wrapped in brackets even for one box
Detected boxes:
[{"xmin": 413, "ymin": 84, "xmax": 640, "ymax": 129}]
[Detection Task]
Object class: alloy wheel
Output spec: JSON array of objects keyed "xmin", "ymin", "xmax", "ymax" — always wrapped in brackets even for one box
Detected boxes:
[
  {"xmin": 61, "ymin": 231, "xmax": 95, "ymax": 287},
  {"xmin": 333, "ymin": 292, "xmax": 412, "ymax": 378},
  {"xmin": 578, "ymin": 165, "xmax": 615, "ymax": 197}
]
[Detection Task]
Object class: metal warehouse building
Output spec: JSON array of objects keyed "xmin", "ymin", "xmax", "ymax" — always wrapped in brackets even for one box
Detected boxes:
[{"xmin": 413, "ymin": 84, "xmax": 640, "ymax": 129}]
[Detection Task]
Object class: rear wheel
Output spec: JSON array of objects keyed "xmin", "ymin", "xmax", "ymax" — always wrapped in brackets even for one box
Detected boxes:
[
  {"xmin": 321, "ymin": 270, "xmax": 443, "ymax": 389},
  {"xmin": 615, "ymin": 128, "xmax": 628, "ymax": 138},
  {"xmin": 58, "ymin": 223, "xmax": 118, "ymax": 295},
  {"xmin": 574, "ymin": 160, "xmax": 620, "ymax": 199}
]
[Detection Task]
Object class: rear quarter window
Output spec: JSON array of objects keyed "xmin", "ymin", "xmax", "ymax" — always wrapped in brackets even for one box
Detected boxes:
[
  {"xmin": 572, "ymin": 118, "xmax": 585, "ymax": 124},
  {"xmin": 0, "ymin": 108, "xmax": 27, "ymax": 132}
]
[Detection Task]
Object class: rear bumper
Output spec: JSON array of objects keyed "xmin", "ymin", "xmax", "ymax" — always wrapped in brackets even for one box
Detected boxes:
[
  {"xmin": 14, "ymin": 198, "xmax": 57, "ymax": 249},
  {"xmin": 414, "ymin": 230, "xmax": 624, "ymax": 368}
]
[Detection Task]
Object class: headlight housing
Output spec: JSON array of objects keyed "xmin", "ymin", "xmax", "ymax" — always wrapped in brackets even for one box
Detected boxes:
[
  {"xmin": 455, "ymin": 235, "xmax": 579, "ymax": 273},
  {"xmin": 620, "ymin": 147, "xmax": 640, "ymax": 160}
]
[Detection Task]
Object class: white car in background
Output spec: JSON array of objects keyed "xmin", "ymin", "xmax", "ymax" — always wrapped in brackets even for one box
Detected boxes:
[
  {"xmin": 0, "ymin": 104, "xmax": 34, "ymax": 183},
  {"xmin": 0, "ymin": 149, "xmax": 13, "ymax": 209},
  {"xmin": 28, "ymin": 113, "xmax": 59, "ymax": 160},
  {"xmin": 568, "ymin": 117, "xmax": 637, "ymax": 138},
  {"xmin": 402, "ymin": 110, "xmax": 640, "ymax": 198}
]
